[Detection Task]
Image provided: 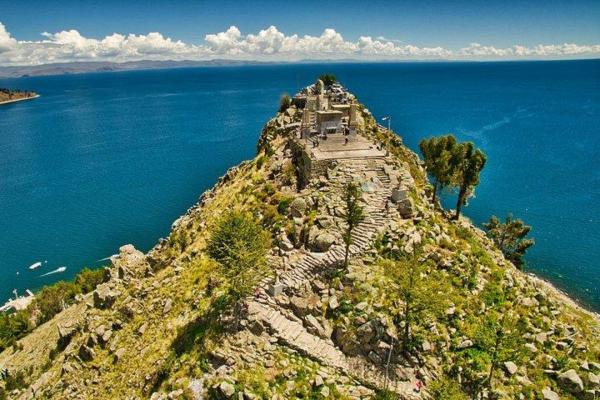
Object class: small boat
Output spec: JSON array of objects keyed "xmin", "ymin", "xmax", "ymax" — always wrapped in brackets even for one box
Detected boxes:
[
  {"xmin": 39, "ymin": 266, "xmax": 66, "ymax": 277},
  {"xmin": 28, "ymin": 261, "xmax": 42, "ymax": 270}
]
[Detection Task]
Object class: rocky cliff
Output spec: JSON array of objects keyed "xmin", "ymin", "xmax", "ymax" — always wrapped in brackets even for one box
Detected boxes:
[{"xmin": 0, "ymin": 84, "xmax": 598, "ymax": 400}]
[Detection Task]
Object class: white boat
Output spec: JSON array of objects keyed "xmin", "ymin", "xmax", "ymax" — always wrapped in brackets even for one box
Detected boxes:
[
  {"xmin": 39, "ymin": 266, "xmax": 66, "ymax": 277},
  {"xmin": 28, "ymin": 261, "xmax": 42, "ymax": 270}
]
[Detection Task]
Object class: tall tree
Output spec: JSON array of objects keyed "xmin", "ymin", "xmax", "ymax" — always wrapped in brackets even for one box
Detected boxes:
[
  {"xmin": 483, "ymin": 214, "xmax": 534, "ymax": 269},
  {"xmin": 452, "ymin": 142, "xmax": 487, "ymax": 220},
  {"xmin": 342, "ymin": 182, "xmax": 365, "ymax": 268},
  {"xmin": 318, "ymin": 74, "xmax": 337, "ymax": 87},
  {"xmin": 207, "ymin": 211, "xmax": 271, "ymax": 305},
  {"xmin": 383, "ymin": 249, "xmax": 448, "ymax": 350},
  {"xmin": 419, "ymin": 134, "xmax": 459, "ymax": 204}
]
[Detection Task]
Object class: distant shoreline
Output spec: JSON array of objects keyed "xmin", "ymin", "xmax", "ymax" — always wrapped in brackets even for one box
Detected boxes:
[{"xmin": 0, "ymin": 94, "xmax": 40, "ymax": 105}]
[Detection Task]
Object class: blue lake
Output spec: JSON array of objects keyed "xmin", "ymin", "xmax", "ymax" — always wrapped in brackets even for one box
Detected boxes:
[{"xmin": 1, "ymin": 61, "xmax": 599, "ymax": 310}]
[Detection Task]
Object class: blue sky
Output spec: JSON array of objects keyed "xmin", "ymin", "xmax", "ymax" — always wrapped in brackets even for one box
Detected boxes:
[{"xmin": 1, "ymin": 0, "xmax": 599, "ymax": 64}]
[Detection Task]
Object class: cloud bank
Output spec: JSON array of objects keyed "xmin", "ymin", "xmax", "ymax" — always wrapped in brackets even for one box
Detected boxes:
[{"xmin": 1, "ymin": 22, "xmax": 599, "ymax": 66}]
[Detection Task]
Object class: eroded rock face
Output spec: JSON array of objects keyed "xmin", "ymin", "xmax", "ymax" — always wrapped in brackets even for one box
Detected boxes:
[
  {"xmin": 558, "ymin": 369, "xmax": 584, "ymax": 393},
  {"xmin": 111, "ymin": 244, "xmax": 150, "ymax": 279},
  {"xmin": 93, "ymin": 284, "xmax": 120, "ymax": 309}
]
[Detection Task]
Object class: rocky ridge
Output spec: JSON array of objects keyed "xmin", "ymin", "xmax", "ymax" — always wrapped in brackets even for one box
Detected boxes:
[{"xmin": 0, "ymin": 84, "xmax": 598, "ymax": 400}]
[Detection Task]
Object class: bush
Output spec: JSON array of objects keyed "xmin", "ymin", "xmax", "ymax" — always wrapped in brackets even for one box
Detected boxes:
[
  {"xmin": 318, "ymin": 74, "xmax": 337, "ymax": 87},
  {"xmin": 75, "ymin": 267, "xmax": 107, "ymax": 293},
  {"xmin": 279, "ymin": 94, "xmax": 291, "ymax": 113},
  {"xmin": 206, "ymin": 212, "xmax": 271, "ymax": 301}
]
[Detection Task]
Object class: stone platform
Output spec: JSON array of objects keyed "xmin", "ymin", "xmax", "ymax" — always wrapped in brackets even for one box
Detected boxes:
[{"xmin": 300, "ymin": 133, "xmax": 385, "ymax": 161}]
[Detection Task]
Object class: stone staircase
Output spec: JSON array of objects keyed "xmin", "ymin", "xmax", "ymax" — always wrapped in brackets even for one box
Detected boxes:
[{"xmin": 243, "ymin": 156, "xmax": 423, "ymax": 398}]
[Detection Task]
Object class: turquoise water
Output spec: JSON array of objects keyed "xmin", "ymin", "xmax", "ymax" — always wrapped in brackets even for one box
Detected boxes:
[{"xmin": 1, "ymin": 61, "xmax": 599, "ymax": 310}]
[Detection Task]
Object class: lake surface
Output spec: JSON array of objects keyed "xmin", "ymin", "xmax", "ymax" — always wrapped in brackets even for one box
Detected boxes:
[{"xmin": 1, "ymin": 61, "xmax": 598, "ymax": 310}]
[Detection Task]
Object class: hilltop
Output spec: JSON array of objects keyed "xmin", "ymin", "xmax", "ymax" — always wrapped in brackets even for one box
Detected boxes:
[{"xmin": 0, "ymin": 80, "xmax": 598, "ymax": 400}]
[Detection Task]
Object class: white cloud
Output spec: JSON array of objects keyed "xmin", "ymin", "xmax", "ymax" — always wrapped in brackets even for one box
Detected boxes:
[{"xmin": 0, "ymin": 22, "xmax": 599, "ymax": 66}]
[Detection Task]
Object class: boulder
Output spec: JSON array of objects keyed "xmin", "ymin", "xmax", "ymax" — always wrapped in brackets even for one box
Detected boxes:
[
  {"xmin": 587, "ymin": 372, "xmax": 599, "ymax": 388},
  {"xmin": 313, "ymin": 233, "xmax": 335, "ymax": 252},
  {"xmin": 541, "ymin": 388, "xmax": 560, "ymax": 400},
  {"xmin": 558, "ymin": 369, "xmax": 584, "ymax": 393},
  {"xmin": 328, "ymin": 295, "xmax": 339, "ymax": 310},
  {"xmin": 93, "ymin": 284, "xmax": 119, "ymax": 309},
  {"xmin": 57, "ymin": 323, "xmax": 79, "ymax": 350},
  {"xmin": 217, "ymin": 381, "xmax": 235, "ymax": 398},
  {"xmin": 290, "ymin": 198, "xmax": 307, "ymax": 218},
  {"xmin": 78, "ymin": 345, "xmax": 96, "ymax": 362},
  {"xmin": 503, "ymin": 361, "xmax": 518, "ymax": 376}
]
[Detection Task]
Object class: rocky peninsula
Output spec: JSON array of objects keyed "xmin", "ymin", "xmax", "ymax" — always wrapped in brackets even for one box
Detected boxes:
[
  {"xmin": 0, "ymin": 88, "xmax": 38, "ymax": 105},
  {"xmin": 0, "ymin": 79, "xmax": 598, "ymax": 400}
]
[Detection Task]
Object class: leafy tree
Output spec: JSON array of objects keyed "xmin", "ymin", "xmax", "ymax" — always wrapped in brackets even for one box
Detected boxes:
[
  {"xmin": 279, "ymin": 94, "xmax": 291, "ymax": 113},
  {"xmin": 383, "ymin": 249, "xmax": 448, "ymax": 350},
  {"xmin": 207, "ymin": 211, "xmax": 271, "ymax": 303},
  {"xmin": 342, "ymin": 182, "xmax": 365, "ymax": 268},
  {"xmin": 419, "ymin": 134, "xmax": 459, "ymax": 204},
  {"xmin": 429, "ymin": 376, "xmax": 469, "ymax": 400},
  {"xmin": 460, "ymin": 281, "xmax": 525, "ymax": 395},
  {"xmin": 33, "ymin": 281, "xmax": 80, "ymax": 324},
  {"xmin": 452, "ymin": 142, "xmax": 487, "ymax": 220},
  {"xmin": 318, "ymin": 74, "xmax": 337, "ymax": 87},
  {"xmin": 483, "ymin": 214, "xmax": 534, "ymax": 269},
  {"xmin": 75, "ymin": 267, "xmax": 107, "ymax": 293}
]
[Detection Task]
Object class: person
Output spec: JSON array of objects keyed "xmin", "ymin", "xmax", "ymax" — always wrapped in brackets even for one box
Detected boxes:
[
  {"xmin": 414, "ymin": 379, "xmax": 423, "ymax": 393},
  {"xmin": 345, "ymin": 137, "xmax": 349, "ymax": 145}
]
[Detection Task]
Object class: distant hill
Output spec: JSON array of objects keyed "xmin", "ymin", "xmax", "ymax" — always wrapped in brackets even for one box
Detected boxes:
[{"xmin": 0, "ymin": 59, "xmax": 279, "ymax": 79}]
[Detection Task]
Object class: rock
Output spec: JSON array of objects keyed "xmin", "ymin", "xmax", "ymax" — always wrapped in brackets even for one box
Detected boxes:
[
  {"xmin": 290, "ymin": 198, "xmax": 307, "ymax": 218},
  {"xmin": 163, "ymin": 299, "xmax": 173, "ymax": 315},
  {"xmin": 319, "ymin": 386, "xmax": 330, "ymax": 398},
  {"xmin": 457, "ymin": 339, "xmax": 473, "ymax": 350},
  {"xmin": 57, "ymin": 323, "xmax": 79, "ymax": 349},
  {"xmin": 328, "ymin": 295, "xmax": 339, "ymax": 310},
  {"xmin": 524, "ymin": 343, "xmax": 538, "ymax": 353},
  {"xmin": 422, "ymin": 340, "xmax": 432, "ymax": 352},
  {"xmin": 114, "ymin": 348, "xmax": 126, "ymax": 362},
  {"xmin": 290, "ymin": 296, "xmax": 310, "ymax": 316},
  {"xmin": 313, "ymin": 375, "xmax": 324, "ymax": 387},
  {"xmin": 313, "ymin": 233, "xmax": 335, "ymax": 252},
  {"xmin": 587, "ymin": 372, "xmax": 599, "ymax": 388},
  {"xmin": 541, "ymin": 387, "xmax": 560, "ymax": 400},
  {"xmin": 78, "ymin": 345, "xmax": 96, "ymax": 362},
  {"xmin": 101, "ymin": 329, "xmax": 113, "ymax": 344},
  {"xmin": 305, "ymin": 315, "xmax": 328, "ymax": 338},
  {"xmin": 217, "ymin": 381, "xmax": 235, "ymax": 398},
  {"xmin": 558, "ymin": 369, "xmax": 584, "ymax": 393},
  {"xmin": 396, "ymin": 197, "xmax": 414, "ymax": 218},
  {"xmin": 504, "ymin": 361, "xmax": 518, "ymax": 376},
  {"xmin": 138, "ymin": 323, "xmax": 148, "ymax": 335},
  {"xmin": 535, "ymin": 332, "xmax": 548, "ymax": 344},
  {"xmin": 93, "ymin": 283, "xmax": 120, "ymax": 309}
]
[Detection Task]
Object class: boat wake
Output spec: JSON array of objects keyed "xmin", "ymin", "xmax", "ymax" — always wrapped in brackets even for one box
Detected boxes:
[{"xmin": 39, "ymin": 266, "xmax": 66, "ymax": 277}]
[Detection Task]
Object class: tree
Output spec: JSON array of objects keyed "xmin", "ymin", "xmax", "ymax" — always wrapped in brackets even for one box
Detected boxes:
[
  {"xmin": 318, "ymin": 74, "xmax": 337, "ymax": 87},
  {"xmin": 483, "ymin": 214, "xmax": 534, "ymax": 269},
  {"xmin": 279, "ymin": 94, "xmax": 291, "ymax": 113},
  {"xmin": 452, "ymin": 142, "xmax": 487, "ymax": 220},
  {"xmin": 459, "ymin": 280, "xmax": 525, "ymax": 395},
  {"xmin": 206, "ymin": 211, "xmax": 271, "ymax": 303},
  {"xmin": 383, "ymin": 249, "xmax": 448, "ymax": 350},
  {"xmin": 342, "ymin": 182, "xmax": 365, "ymax": 268},
  {"xmin": 419, "ymin": 134, "xmax": 459, "ymax": 204}
]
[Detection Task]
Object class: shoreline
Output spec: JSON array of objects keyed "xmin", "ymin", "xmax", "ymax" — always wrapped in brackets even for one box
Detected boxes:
[
  {"xmin": 525, "ymin": 271, "xmax": 600, "ymax": 322},
  {"xmin": 0, "ymin": 94, "xmax": 40, "ymax": 105}
]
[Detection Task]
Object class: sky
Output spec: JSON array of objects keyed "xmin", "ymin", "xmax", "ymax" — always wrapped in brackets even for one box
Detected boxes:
[{"xmin": 1, "ymin": 0, "xmax": 600, "ymax": 65}]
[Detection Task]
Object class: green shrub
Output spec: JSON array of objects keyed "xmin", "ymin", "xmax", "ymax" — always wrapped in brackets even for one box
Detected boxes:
[
  {"xmin": 207, "ymin": 212, "xmax": 271, "ymax": 301},
  {"xmin": 279, "ymin": 94, "xmax": 291, "ymax": 113},
  {"xmin": 75, "ymin": 267, "xmax": 107, "ymax": 293}
]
